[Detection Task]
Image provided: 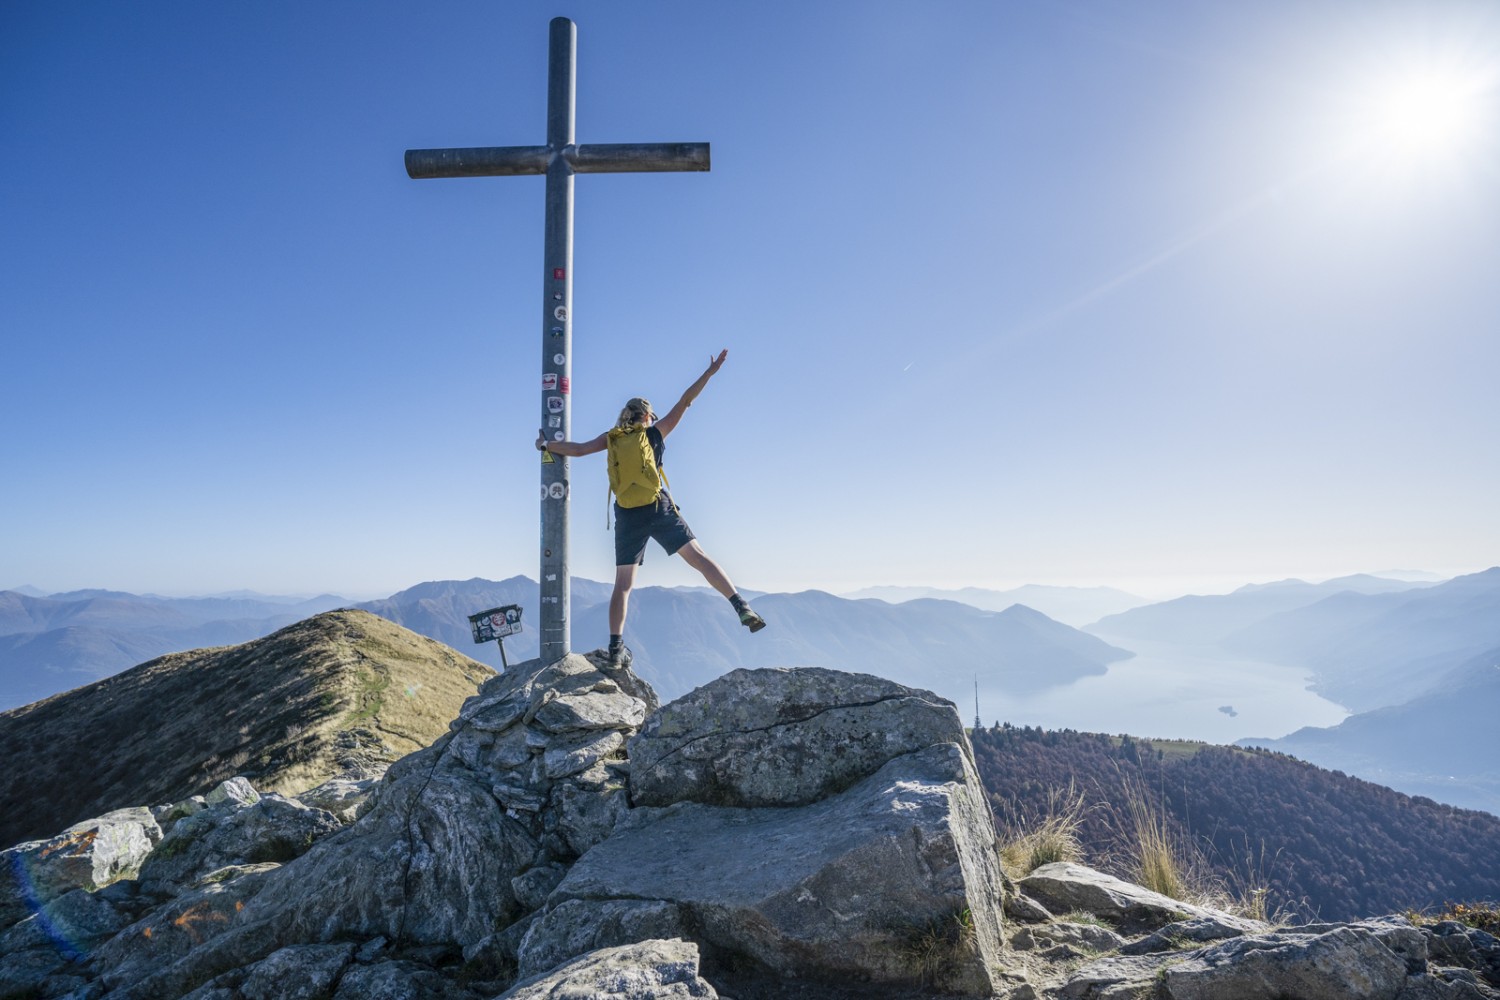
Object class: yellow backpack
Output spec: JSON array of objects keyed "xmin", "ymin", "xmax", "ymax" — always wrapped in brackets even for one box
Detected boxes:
[{"xmin": 606, "ymin": 425, "xmax": 670, "ymax": 512}]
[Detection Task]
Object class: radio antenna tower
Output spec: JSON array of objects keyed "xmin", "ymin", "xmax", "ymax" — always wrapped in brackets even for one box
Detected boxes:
[{"xmin": 974, "ymin": 675, "xmax": 982, "ymax": 731}]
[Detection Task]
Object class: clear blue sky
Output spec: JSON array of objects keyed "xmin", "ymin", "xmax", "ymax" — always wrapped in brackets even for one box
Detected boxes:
[{"xmin": 4, "ymin": 1, "xmax": 1497, "ymax": 600}]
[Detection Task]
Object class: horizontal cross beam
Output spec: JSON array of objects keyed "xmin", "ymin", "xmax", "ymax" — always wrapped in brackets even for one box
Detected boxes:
[{"xmin": 405, "ymin": 142, "xmax": 710, "ymax": 179}]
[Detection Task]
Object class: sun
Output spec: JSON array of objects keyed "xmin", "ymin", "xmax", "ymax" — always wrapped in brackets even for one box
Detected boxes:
[{"xmin": 1367, "ymin": 68, "xmax": 1485, "ymax": 159}]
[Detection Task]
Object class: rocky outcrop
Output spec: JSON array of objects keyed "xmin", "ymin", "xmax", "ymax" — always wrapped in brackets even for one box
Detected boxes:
[
  {"xmin": 0, "ymin": 807, "xmax": 160, "ymax": 928},
  {"xmin": 515, "ymin": 667, "xmax": 1005, "ymax": 995},
  {"xmin": 627, "ymin": 666, "xmax": 967, "ymax": 808},
  {"xmin": 502, "ymin": 939, "xmax": 717, "ymax": 1000},
  {"xmin": 1002, "ymin": 870, "xmax": 1500, "ymax": 1000},
  {"xmin": 3, "ymin": 641, "xmax": 1499, "ymax": 1000},
  {"xmin": 1018, "ymin": 862, "xmax": 1269, "ymax": 936}
]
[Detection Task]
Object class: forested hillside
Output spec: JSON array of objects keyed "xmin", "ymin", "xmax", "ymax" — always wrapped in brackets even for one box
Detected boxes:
[{"xmin": 971, "ymin": 724, "xmax": 1500, "ymax": 922}]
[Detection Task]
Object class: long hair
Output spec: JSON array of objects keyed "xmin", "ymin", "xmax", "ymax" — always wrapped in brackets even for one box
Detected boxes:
[{"xmin": 616, "ymin": 397, "xmax": 655, "ymax": 431}]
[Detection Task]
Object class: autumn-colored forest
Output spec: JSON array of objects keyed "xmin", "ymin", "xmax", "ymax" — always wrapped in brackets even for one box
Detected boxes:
[{"xmin": 971, "ymin": 724, "xmax": 1500, "ymax": 922}]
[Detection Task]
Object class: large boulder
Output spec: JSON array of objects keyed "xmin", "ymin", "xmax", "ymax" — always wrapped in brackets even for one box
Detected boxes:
[
  {"xmin": 138, "ymin": 788, "xmax": 342, "ymax": 894},
  {"xmin": 512, "ymin": 668, "xmax": 1005, "ymax": 996},
  {"xmin": 500, "ymin": 939, "xmax": 717, "ymax": 1000},
  {"xmin": 628, "ymin": 667, "xmax": 965, "ymax": 808},
  {"xmin": 1017, "ymin": 862, "xmax": 1261, "ymax": 935},
  {"xmin": 1159, "ymin": 925, "xmax": 1412, "ymax": 1000},
  {"xmin": 1058, "ymin": 924, "xmax": 1418, "ymax": 1000},
  {"xmin": 0, "ymin": 807, "xmax": 160, "ymax": 931}
]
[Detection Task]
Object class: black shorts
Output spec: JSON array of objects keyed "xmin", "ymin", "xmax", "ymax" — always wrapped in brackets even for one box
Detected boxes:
[{"xmin": 614, "ymin": 494, "xmax": 696, "ymax": 566}]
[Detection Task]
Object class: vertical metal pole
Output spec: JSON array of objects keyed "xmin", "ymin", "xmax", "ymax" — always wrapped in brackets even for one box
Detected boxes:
[{"xmin": 539, "ymin": 17, "xmax": 575, "ymax": 664}]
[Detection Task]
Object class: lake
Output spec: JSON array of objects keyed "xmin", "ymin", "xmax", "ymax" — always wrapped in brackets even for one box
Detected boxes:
[{"xmin": 987, "ymin": 635, "xmax": 1350, "ymax": 743}]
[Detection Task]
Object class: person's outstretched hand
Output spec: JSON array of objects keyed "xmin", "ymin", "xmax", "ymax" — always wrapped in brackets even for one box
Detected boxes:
[{"xmin": 708, "ymin": 349, "xmax": 728, "ymax": 374}]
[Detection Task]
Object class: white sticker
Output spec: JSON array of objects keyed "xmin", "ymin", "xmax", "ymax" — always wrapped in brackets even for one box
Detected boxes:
[
  {"xmin": 546, "ymin": 574, "xmax": 557, "ymax": 582},
  {"xmin": 553, "ymin": 431, "xmax": 565, "ymax": 441},
  {"xmin": 547, "ymin": 396, "xmax": 564, "ymax": 414},
  {"xmin": 542, "ymin": 373, "xmax": 558, "ymax": 391},
  {"xmin": 547, "ymin": 415, "xmax": 561, "ymax": 428},
  {"xmin": 548, "ymin": 482, "xmax": 566, "ymax": 499},
  {"xmin": 553, "ymin": 353, "xmax": 565, "ymax": 365},
  {"xmin": 540, "ymin": 485, "xmax": 548, "ymax": 498},
  {"xmin": 553, "ymin": 306, "xmax": 567, "ymax": 322}
]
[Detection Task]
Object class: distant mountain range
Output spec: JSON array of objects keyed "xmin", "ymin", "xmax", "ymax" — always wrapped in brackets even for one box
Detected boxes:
[
  {"xmin": 0, "ymin": 580, "xmax": 1130, "ymax": 715},
  {"xmin": 6, "ymin": 570, "xmax": 1497, "ymax": 818},
  {"xmin": 1241, "ymin": 645, "xmax": 1500, "ymax": 815},
  {"xmin": 1085, "ymin": 574, "xmax": 1432, "ymax": 647},
  {"xmin": 1076, "ymin": 568, "xmax": 1500, "ymax": 816},
  {"xmin": 0, "ymin": 590, "xmax": 348, "ymax": 711},
  {"xmin": 840, "ymin": 584, "xmax": 1148, "ymax": 628},
  {"xmin": 359, "ymin": 580, "xmax": 1132, "ymax": 709},
  {"xmin": 1222, "ymin": 568, "xmax": 1500, "ymax": 712}
]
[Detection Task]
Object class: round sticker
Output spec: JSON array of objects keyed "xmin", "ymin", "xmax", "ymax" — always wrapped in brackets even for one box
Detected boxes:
[
  {"xmin": 540, "ymin": 485, "xmax": 548, "ymax": 498},
  {"xmin": 553, "ymin": 306, "xmax": 567, "ymax": 322},
  {"xmin": 553, "ymin": 353, "xmax": 565, "ymax": 365},
  {"xmin": 548, "ymin": 482, "xmax": 566, "ymax": 499},
  {"xmin": 553, "ymin": 431, "xmax": 565, "ymax": 441}
]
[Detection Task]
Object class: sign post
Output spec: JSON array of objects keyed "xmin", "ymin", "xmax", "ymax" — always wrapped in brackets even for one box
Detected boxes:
[
  {"xmin": 468, "ymin": 605, "xmax": 523, "ymax": 670},
  {"xmin": 406, "ymin": 18, "xmax": 710, "ymax": 664}
]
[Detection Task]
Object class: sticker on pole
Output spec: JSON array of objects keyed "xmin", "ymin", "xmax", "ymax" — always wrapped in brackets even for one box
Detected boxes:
[
  {"xmin": 553, "ymin": 306, "xmax": 567, "ymax": 322},
  {"xmin": 547, "ymin": 396, "xmax": 564, "ymax": 414},
  {"xmin": 548, "ymin": 482, "xmax": 566, "ymax": 499},
  {"xmin": 553, "ymin": 353, "xmax": 566, "ymax": 365},
  {"xmin": 542, "ymin": 373, "xmax": 558, "ymax": 391},
  {"xmin": 547, "ymin": 415, "xmax": 561, "ymax": 428},
  {"xmin": 468, "ymin": 605, "xmax": 522, "ymax": 644},
  {"xmin": 553, "ymin": 267, "xmax": 565, "ymax": 280},
  {"xmin": 550, "ymin": 326, "xmax": 564, "ymax": 337}
]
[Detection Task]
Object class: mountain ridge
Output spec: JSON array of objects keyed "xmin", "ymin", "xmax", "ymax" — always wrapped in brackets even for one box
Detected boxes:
[{"xmin": 0, "ymin": 609, "xmax": 493, "ymax": 849}]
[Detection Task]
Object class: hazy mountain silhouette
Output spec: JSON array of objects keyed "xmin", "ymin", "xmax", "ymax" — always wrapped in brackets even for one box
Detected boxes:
[
  {"xmin": 355, "ymin": 580, "xmax": 1132, "ymax": 707},
  {"xmin": 840, "ymin": 584, "xmax": 1148, "ymax": 627},
  {"xmin": 1085, "ymin": 574, "xmax": 1430, "ymax": 645},
  {"xmin": 0, "ymin": 590, "xmax": 351, "ymax": 712},
  {"xmin": 1240, "ymin": 646, "xmax": 1500, "ymax": 815},
  {"xmin": 1222, "ymin": 568, "xmax": 1500, "ymax": 712}
]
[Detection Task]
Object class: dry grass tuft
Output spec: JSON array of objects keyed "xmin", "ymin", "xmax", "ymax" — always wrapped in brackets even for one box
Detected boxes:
[{"xmin": 997, "ymin": 782, "xmax": 1089, "ymax": 879}]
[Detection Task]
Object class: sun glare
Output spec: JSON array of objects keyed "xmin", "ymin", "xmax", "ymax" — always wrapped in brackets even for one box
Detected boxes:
[{"xmin": 1368, "ymin": 69, "xmax": 1484, "ymax": 158}]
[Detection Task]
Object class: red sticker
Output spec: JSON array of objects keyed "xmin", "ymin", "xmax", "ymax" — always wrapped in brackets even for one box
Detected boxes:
[
  {"xmin": 552, "ymin": 268, "xmax": 565, "ymax": 280},
  {"xmin": 560, "ymin": 376, "xmax": 570, "ymax": 394}
]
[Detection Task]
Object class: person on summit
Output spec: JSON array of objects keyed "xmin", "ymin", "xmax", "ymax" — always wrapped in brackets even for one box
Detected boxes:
[{"xmin": 536, "ymin": 349, "xmax": 766, "ymax": 669}]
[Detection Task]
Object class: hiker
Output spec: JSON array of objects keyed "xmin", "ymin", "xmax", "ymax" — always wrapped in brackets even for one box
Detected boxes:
[{"xmin": 536, "ymin": 349, "xmax": 766, "ymax": 668}]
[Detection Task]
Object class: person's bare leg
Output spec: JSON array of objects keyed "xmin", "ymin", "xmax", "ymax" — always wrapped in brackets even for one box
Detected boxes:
[
  {"xmin": 676, "ymin": 541, "xmax": 735, "ymax": 598},
  {"xmin": 610, "ymin": 563, "xmax": 638, "ymax": 634}
]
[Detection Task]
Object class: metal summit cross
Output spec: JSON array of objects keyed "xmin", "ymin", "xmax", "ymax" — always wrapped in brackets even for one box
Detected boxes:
[{"xmin": 405, "ymin": 17, "xmax": 709, "ymax": 665}]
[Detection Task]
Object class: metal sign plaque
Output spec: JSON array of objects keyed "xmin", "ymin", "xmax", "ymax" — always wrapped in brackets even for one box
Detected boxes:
[{"xmin": 468, "ymin": 605, "xmax": 523, "ymax": 643}]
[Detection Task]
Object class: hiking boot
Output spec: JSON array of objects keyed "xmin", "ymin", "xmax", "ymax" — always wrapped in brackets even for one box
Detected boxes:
[
  {"xmin": 606, "ymin": 644, "xmax": 633, "ymax": 670},
  {"xmin": 738, "ymin": 606, "xmax": 767, "ymax": 633}
]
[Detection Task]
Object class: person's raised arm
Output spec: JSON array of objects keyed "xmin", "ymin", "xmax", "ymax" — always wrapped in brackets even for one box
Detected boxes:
[
  {"xmin": 537, "ymin": 430, "xmax": 607, "ymax": 457},
  {"xmin": 655, "ymin": 349, "xmax": 727, "ymax": 438}
]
